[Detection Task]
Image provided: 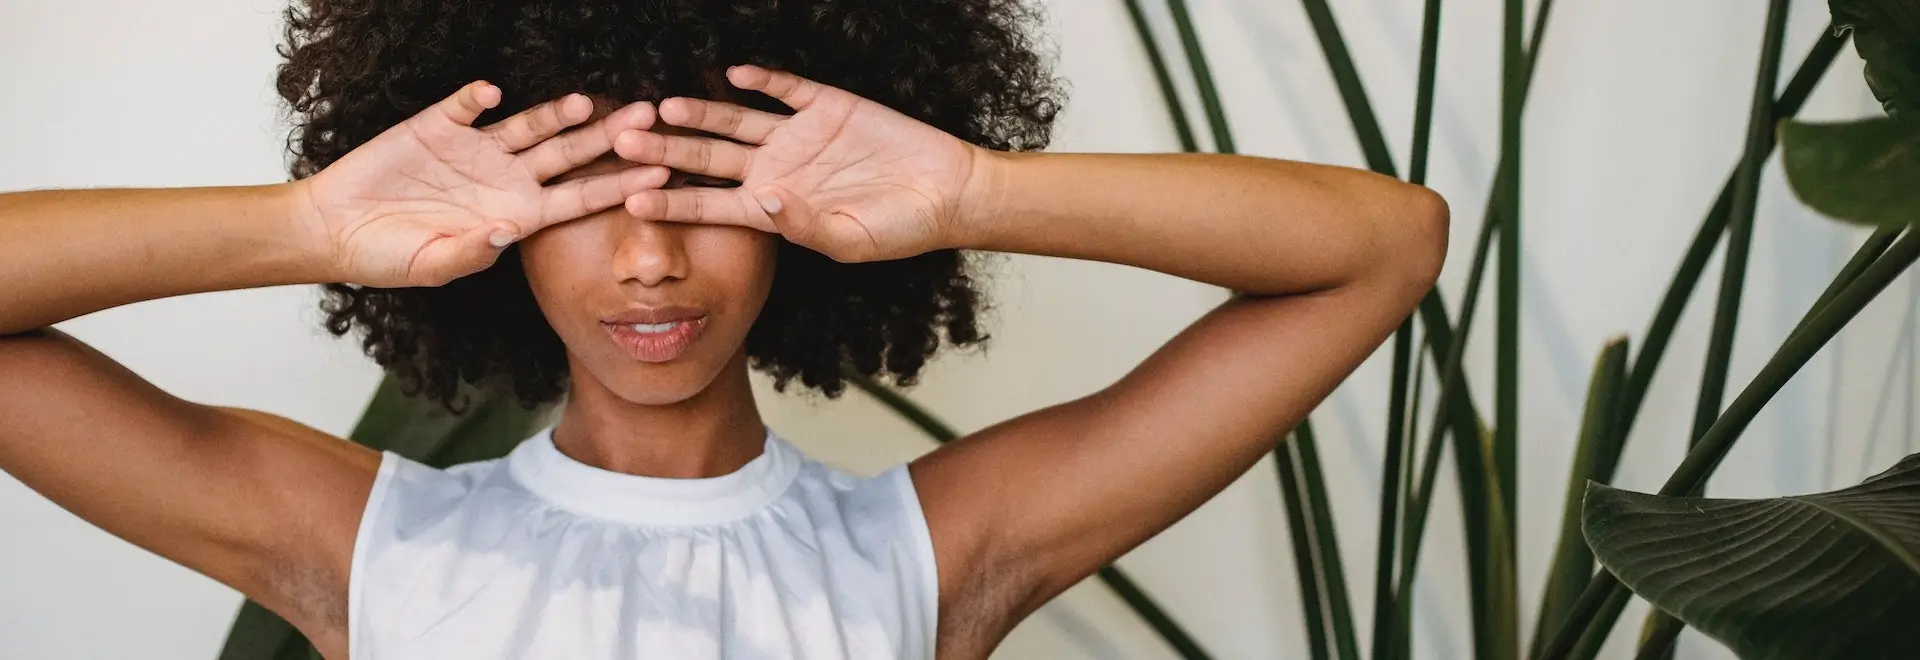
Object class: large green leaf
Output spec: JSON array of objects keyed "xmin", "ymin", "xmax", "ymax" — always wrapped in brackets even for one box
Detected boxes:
[
  {"xmin": 1831, "ymin": 0, "xmax": 1920, "ymax": 116},
  {"xmin": 1583, "ymin": 452, "xmax": 1920, "ymax": 659},
  {"xmin": 1788, "ymin": 3, "xmax": 1920, "ymax": 229},
  {"xmin": 1781, "ymin": 116, "xmax": 1920, "ymax": 228}
]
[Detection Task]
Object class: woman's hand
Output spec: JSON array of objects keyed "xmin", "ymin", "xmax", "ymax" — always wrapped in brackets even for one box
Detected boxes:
[
  {"xmin": 293, "ymin": 82, "xmax": 669, "ymax": 287},
  {"xmin": 611, "ymin": 65, "xmax": 987, "ymax": 263}
]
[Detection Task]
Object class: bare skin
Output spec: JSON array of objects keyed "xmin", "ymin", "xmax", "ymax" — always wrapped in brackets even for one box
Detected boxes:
[{"xmin": 0, "ymin": 66, "xmax": 1447, "ymax": 659}]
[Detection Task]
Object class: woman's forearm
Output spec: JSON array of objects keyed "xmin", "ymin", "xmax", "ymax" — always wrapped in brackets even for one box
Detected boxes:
[
  {"xmin": 0, "ymin": 184, "xmax": 332, "ymax": 335},
  {"xmin": 958, "ymin": 151, "xmax": 1449, "ymax": 295}
]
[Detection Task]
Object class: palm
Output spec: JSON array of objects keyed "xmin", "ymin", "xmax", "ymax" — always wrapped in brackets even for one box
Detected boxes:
[
  {"xmin": 311, "ymin": 122, "xmax": 543, "ymax": 284},
  {"xmin": 617, "ymin": 66, "xmax": 980, "ymax": 262},
  {"xmin": 300, "ymin": 83, "xmax": 657, "ymax": 288},
  {"xmin": 749, "ymin": 99, "xmax": 969, "ymax": 258}
]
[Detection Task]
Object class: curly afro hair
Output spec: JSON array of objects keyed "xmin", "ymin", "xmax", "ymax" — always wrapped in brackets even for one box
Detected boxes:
[{"xmin": 276, "ymin": 0, "xmax": 1064, "ymax": 414}]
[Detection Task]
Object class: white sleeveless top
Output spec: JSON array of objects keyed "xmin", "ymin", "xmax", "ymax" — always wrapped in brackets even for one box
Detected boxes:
[{"xmin": 348, "ymin": 425, "xmax": 940, "ymax": 659}]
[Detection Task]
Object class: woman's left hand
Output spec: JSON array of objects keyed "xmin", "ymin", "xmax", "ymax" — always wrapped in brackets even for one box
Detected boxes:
[{"xmin": 611, "ymin": 65, "xmax": 987, "ymax": 263}]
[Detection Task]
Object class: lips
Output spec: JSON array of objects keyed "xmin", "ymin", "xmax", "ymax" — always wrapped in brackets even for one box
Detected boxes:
[
  {"xmin": 600, "ymin": 306, "xmax": 709, "ymax": 362},
  {"xmin": 603, "ymin": 306, "xmax": 706, "ymax": 325}
]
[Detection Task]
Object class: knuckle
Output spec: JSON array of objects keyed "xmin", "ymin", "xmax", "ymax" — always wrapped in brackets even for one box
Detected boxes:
[{"xmin": 692, "ymin": 143, "xmax": 711, "ymax": 171}]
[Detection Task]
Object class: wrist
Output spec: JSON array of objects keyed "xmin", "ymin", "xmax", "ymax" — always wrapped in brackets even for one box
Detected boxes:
[
  {"xmin": 951, "ymin": 146, "xmax": 1018, "ymax": 250},
  {"xmin": 272, "ymin": 179, "xmax": 345, "ymax": 283}
]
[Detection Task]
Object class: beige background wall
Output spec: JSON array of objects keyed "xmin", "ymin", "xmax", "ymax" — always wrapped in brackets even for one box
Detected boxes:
[{"xmin": 0, "ymin": 0, "xmax": 1891, "ymax": 658}]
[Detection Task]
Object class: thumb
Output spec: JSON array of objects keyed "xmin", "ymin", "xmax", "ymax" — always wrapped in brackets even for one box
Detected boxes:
[
  {"xmin": 752, "ymin": 185, "xmax": 815, "ymax": 242},
  {"xmin": 420, "ymin": 222, "xmax": 519, "ymax": 286},
  {"xmin": 753, "ymin": 185, "xmax": 875, "ymax": 262}
]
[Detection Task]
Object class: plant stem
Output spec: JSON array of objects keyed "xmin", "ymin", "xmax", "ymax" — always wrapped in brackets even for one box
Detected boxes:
[
  {"xmin": 1397, "ymin": 206, "xmax": 1496, "ymax": 656},
  {"xmin": 1667, "ymin": 234, "xmax": 1920, "ymax": 494},
  {"xmin": 1098, "ymin": 566, "xmax": 1217, "ymax": 660},
  {"xmin": 1372, "ymin": 0, "xmax": 1443, "ymax": 650},
  {"xmin": 1296, "ymin": 424, "xmax": 1362, "ymax": 660},
  {"xmin": 1529, "ymin": 338, "xmax": 1629, "ymax": 657},
  {"xmin": 1491, "ymin": 1, "xmax": 1525, "ymax": 655},
  {"xmin": 1688, "ymin": 0, "xmax": 1791, "ymax": 450},
  {"xmin": 1566, "ymin": 587, "xmax": 1633, "ymax": 660},
  {"xmin": 1387, "ymin": 327, "xmax": 1428, "ymax": 660},
  {"xmin": 1610, "ymin": 25, "xmax": 1847, "ymax": 474},
  {"xmin": 1407, "ymin": 0, "xmax": 1444, "ymax": 187},
  {"xmin": 1391, "ymin": 0, "xmax": 1563, "ymax": 642},
  {"xmin": 1118, "ymin": 0, "xmax": 1198, "ymax": 152},
  {"xmin": 1789, "ymin": 227, "xmax": 1901, "ymax": 340},
  {"xmin": 1163, "ymin": 0, "xmax": 1232, "ymax": 153},
  {"xmin": 1299, "ymin": 0, "xmax": 1395, "ymax": 174},
  {"xmin": 1277, "ymin": 439, "xmax": 1333, "ymax": 660},
  {"xmin": 1300, "ymin": 2, "xmax": 1564, "ymax": 657},
  {"xmin": 1634, "ymin": 614, "xmax": 1684, "ymax": 660},
  {"xmin": 1369, "ymin": 320, "xmax": 1415, "ymax": 660}
]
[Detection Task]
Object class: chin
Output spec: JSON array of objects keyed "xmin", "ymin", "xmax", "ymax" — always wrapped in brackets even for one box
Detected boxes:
[{"xmin": 574, "ymin": 344, "xmax": 737, "ymax": 407}]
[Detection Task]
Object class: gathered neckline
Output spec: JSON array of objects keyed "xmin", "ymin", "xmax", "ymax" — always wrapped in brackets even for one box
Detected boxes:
[{"xmin": 504, "ymin": 424, "xmax": 802, "ymax": 526}]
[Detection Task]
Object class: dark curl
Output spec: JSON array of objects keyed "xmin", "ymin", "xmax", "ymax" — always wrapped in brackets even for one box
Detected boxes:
[{"xmin": 277, "ymin": 0, "xmax": 1064, "ymax": 414}]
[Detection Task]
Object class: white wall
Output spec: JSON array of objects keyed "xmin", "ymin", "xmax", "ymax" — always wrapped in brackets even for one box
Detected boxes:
[{"xmin": 0, "ymin": 0, "xmax": 1891, "ymax": 658}]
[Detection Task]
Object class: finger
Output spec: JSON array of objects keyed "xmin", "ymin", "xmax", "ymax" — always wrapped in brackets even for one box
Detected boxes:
[
  {"xmin": 613, "ymin": 130, "xmax": 752, "ymax": 181},
  {"xmin": 431, "ymin": 80, "xmax": 503, "ymax": 127},
  {"xmin": 539, "ymin": 165, "xmax": 672, "ymax": 228},
  {"xmin": 656, "ymin": 97, "xmax": 785, "ymax": 145},
  {"xmin": 522, "ymin": 101, "xmax": 658, "ymax": 182},
  {"xmin": 754, "ymin": 185, "xmax": 873, "ymax": 262},
  {"xmin": 485, "ymin": 93, "xmax": 592, "ymax": 152},
  {"xmin": 624, "ymin": 189, "xmax": 774, "ymax": 232},
  {"xmin": 726, "ymin": 65, "xmax": 823, "ymax": 111}
]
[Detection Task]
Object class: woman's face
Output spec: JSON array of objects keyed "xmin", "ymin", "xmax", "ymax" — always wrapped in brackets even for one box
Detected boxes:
[{"xmin": 518, "ymin": 123, "xmax": 777, "ymax": 406}]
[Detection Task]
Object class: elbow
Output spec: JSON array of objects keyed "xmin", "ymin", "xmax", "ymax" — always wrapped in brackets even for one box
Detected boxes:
[
  {"xmin": 0, "ymin": 325, "xmax": 53, "ymax": 341},
  {"xmin": 1390, "ymin": 185, "xmax": 1449, "ymax": 301}
]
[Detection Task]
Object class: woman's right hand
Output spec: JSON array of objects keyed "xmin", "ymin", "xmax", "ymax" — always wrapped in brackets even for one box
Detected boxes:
[{"xmin": 290, "ymin": 81, "xmax": 669, "ymax": 288}]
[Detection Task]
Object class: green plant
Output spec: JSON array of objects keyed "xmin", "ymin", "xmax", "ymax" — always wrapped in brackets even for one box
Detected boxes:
[
  {"xmin": 218, "ymin": 2, "xmax": 1917, "ymax": 659},
  {"xmin": 1563, "ymin": 1, "xmax": 1920, "ymax": 658},
  {"xmin": 1115, "ymin": 0, "xmax": 1912, "ymax": 659}
]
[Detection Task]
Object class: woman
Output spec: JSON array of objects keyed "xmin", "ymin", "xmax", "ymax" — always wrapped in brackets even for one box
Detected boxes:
[{"xmin": 0, "ymin": 0, "xmax": 1446, "ymax": 658}]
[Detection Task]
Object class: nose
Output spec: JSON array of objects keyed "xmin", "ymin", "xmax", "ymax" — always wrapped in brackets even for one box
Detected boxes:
[{"xmin": 612, "ymin": 216, "xmax": 690, "ymax": 288}]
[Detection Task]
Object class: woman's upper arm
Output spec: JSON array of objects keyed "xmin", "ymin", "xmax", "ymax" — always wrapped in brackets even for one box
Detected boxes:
[
  {"xmin": 910, "ymin": 263, "xmax": 1435, "ymax": 629},
  {"xmin": 0, "ymin": 327, "xmax": 379, "ymax": 639}
]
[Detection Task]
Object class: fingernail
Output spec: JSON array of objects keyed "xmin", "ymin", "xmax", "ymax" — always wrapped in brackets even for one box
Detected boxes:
[
  {"xmin": 755, "ymin": 192, "xmax": 782, "ymax": 214},
  {"xmin": 489, "ymin": 231, "xmax": 515, "ymax": 248}
]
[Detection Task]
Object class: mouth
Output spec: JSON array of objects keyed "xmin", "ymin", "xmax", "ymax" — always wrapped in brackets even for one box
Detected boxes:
[{"xmin": 600, "ymin": 308, "xmax": 709, "ymax": 363}]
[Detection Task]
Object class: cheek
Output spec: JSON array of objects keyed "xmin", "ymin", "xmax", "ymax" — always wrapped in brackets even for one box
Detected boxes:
[
  {"xmin": 690, "ymin": 228, "xmax": 779, "ymax": 309},
  {"xmin": 516, "ymin": 218, "xmax": 608, "ymax": 312}
]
